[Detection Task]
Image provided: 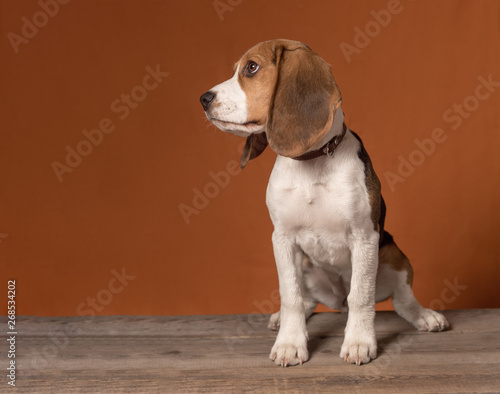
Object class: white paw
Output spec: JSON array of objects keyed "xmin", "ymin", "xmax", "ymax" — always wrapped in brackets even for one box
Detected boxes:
[
  {"xmin": 414, "ymin": 309, "xmax": 449, "ymax": 332},
  {"xmin": 270, "ymin": 336, "xmax": 308, "ymax": 367},
  {"xmin": 340, "ymin": 333, "xmax": 377, "ymax": 365},
  {"xmin": 268, "ymin": 311, "xmax": 280, "ymax": 331}
]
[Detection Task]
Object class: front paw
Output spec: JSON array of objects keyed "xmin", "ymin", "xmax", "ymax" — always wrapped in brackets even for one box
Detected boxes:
[
  {"xmin": 340, "ymin": 333, "xmax": 377, "ymax": 365},
  {"xmin": 270, "ymin": 336, "xmax": 308, "ymax": 367}
]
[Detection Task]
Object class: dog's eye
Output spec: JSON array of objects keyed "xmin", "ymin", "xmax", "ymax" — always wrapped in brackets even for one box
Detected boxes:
[{"xmin": 244, "ymin": 61, "xmax": 260, "ymax": 77}]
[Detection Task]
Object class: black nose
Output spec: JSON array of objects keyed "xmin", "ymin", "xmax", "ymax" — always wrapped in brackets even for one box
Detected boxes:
[{"xmin": 200, "ymin": 91, "xmax": 215, "ymax": 111}]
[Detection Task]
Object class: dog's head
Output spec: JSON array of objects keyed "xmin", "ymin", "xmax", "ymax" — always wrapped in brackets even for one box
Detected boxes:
[{"xmin": 200, "ymin": 39, "xmax": 342, "ymax": 168}]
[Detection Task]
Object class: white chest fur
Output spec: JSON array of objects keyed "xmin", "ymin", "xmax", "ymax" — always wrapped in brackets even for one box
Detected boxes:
[{"xmin": 266, "ymin": 131, "xmax": 374, "ymax": 269}]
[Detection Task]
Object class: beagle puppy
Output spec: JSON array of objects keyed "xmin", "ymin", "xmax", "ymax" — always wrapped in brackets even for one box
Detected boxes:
[{"xmin": 200, "ymin": 39, "xmax": 449, "ymax": 367}]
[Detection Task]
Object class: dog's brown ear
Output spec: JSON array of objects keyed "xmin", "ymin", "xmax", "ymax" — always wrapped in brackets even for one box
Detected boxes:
[
  {"xmin": 266, "ymin": 42, "xmax": 342, "ymax": 157},
  {"xmin": 240, "ymin": 132, "xmax": 269, "ymax": 169}
]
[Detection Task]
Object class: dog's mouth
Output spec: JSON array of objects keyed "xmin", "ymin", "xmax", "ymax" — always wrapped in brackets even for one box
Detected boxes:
[
  {"xmin": 206, "ymin": 116, "xmax": 264, "ymax": 135},
  {"xmin": 209, "ymin": 116, "xmax": 260, "ymax": 127}
]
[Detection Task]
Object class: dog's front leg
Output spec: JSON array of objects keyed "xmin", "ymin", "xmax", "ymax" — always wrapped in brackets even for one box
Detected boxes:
[
  {"xmin": 341, "ymin": 232, "xmax": 379, "ymax": 365},
  {"xmin": 269, "ymin": 231, "xmax": 308, "ymax": 367}
]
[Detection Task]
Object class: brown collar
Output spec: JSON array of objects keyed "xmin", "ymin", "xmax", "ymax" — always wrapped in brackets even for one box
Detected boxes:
[{"xmin": 292, "ymin": 123, "xmax": 347, "ymax": 161}]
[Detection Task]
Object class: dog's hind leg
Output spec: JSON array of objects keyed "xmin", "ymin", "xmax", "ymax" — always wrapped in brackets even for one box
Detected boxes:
[{"xmin": 375, "ymin": 231, "xmax": 450, "ymax": 332}]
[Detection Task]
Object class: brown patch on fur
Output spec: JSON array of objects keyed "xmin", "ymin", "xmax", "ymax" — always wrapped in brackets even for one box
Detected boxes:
[
  {"xmin": 379, "ymin": 231, "xmax": 414, "ymax": 285},
  {"xmin": 350, "ymin": 133, "xmax": 413, "ymax": 285},
  {"xmin": 350, "ymin": 131, "xmax": 385, "ymax": 236},
  {"xmin": 234, "ymin": 40, "xmax": 342, "ymax": 158},
  {"xmin": 236, "ymin": 42, "xmax": 280, "ymax": 126},
  {"xmin": 266, "ymin": 41, "xmax": 342, "ymax": 157}
]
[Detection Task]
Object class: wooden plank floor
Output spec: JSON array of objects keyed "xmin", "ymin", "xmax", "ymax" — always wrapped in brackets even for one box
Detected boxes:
[{"xmin": 1, "ymin": 309, "xmax": 499, "ymax": 393}]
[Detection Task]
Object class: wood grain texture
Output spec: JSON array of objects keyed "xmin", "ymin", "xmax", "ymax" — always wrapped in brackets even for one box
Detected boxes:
[{"xmin": 1, "ymin": 310, "xmax": 499, "ymax": 392}]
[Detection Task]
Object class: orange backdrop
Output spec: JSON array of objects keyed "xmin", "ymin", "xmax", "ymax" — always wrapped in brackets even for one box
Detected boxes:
[{"xmin": 1, "ymin": 0, "xmax": 499, "ymax": 316}]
